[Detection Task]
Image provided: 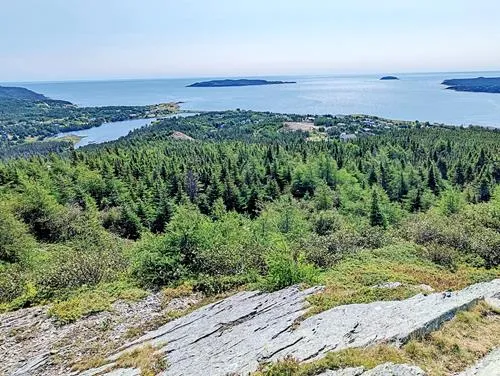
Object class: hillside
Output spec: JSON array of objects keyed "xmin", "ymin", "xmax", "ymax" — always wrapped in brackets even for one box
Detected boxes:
[
  {"xmin": 0, "ymin": 110, "xmax": 499, "ymax": 375},
  {"xmin": 0, "ymin": 85, "xmax": 49, "ymax": 101}
]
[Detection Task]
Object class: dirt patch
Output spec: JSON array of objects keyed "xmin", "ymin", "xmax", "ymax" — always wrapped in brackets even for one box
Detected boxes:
[
  {"xmin": 283, "ymin": 122, "xmax": 319, "ymax": 132},
  {"xmin": 170, "ymin": 131, "xmax": 194, "ymax": 141}
]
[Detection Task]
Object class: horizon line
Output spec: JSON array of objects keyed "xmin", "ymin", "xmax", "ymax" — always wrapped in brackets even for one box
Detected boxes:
[{"xmin": 2, "ymin": 69, "xmax": 500, "ymax": 85}]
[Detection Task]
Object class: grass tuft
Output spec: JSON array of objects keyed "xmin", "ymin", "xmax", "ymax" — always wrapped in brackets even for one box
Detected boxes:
[{"xmin": 114, "ymin": 344, "xmax": 167, "ymax": 376}]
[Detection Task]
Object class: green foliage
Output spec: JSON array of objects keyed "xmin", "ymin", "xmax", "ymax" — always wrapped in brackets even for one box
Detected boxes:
[
  {"xmin": 131, "ymin": 234, "xmax": 185, "ymax": 287},
  {"xmin": 0, "ymin": 202, "xmax": 35, "ymax": 263},
  {"xmin": 48, "ymin": 282, "xmax": 147, "ymax": 324},
  {"xmin": 193, "ymin": 273, "xmax": 258, "ymax": 296},
  {"xmin": 262, "ymin": 247, "xmax": 319, "ymax": 291},
  {"xmin": 438, "ymin": 189, "xmax": 465, "ymax": 216}
]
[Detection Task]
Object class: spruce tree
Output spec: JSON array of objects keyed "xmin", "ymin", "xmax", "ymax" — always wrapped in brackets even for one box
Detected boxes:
[{"xmin": 370, "ymin": 189, "xmax": 385, "ymax": 227}]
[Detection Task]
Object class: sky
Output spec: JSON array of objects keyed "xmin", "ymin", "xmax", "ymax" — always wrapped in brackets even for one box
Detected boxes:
[{"xmin": 1, "ymin": 0, "xmax": 499, "ymax": 82}]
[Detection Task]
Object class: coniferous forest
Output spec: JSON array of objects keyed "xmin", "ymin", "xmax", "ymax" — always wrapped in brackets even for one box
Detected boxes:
[{"xmin": 0, "ymin": 110, "xmax": 499, "ymax": 321}]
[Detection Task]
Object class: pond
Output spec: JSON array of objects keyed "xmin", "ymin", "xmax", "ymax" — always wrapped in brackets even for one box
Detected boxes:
[{"xmin": 57, "ymin": 113, "xmax": 196, "ymax": 148}]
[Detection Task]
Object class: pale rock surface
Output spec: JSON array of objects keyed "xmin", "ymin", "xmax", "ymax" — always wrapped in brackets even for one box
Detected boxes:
[
  {"xmin": 83, "ymin": 280, "xmax": 500, "ymax": 376},
  {"xmin": 457, "ymin": 348, "xmax": 500, "ymax": 376}
]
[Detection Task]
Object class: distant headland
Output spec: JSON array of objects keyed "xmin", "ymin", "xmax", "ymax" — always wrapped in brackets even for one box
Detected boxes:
[
  {"xmin": 187, "ymin": 79, "xmax": 296, "ymax": 88},
  {"xmin": 380, "ymin": 76, "xmax": 399, "ymax": 80},
  {"xmin": 442, "ymin": 77, "xmax": 500, "ymax": 93},
  {"xmin": 0, "ymin": 85, "xmax": 49, "ymax": 101}
]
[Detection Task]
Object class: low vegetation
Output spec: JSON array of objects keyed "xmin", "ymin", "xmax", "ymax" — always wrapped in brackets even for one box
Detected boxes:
[{"xmin": 114, "ymin": 344, "xmax": 168, "ymax": 376}]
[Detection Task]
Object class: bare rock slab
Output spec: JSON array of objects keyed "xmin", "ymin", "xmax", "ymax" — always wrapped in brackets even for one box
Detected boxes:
[
  {"xmin": 83, "ymin": 280, "xmax": 500, "ymax": 376},
  {"xmin": 458, "ymin": 348, "xmax": 500, "ymax": 376}
]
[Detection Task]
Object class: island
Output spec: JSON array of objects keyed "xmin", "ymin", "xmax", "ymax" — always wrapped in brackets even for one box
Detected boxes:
[
  {"xmin": 380, "ymin": 76, "xmax": 399, "ymax": 80},
  {"xmin": 187, "ymin": 79, "xmax": 296, "ymax": 88},
  {"xmin": 442, "ymin": 77, "xmax": 500, "ymax": 93}
]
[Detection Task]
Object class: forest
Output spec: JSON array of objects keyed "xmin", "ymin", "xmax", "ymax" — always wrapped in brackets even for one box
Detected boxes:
[{"xmin": 0, "ymin": 111, "xmax": 499, "ymax": 322}]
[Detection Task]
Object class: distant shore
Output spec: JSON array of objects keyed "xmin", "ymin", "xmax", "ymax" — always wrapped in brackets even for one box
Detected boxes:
[{"xmin": 442, "ymin": 77, "xmax": 500, "ymax": 93}]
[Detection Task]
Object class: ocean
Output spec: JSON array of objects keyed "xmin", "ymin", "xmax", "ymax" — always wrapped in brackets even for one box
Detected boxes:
[{"xmin": 10, "ymin": 72, "xmax": 500, "ymax": 128}]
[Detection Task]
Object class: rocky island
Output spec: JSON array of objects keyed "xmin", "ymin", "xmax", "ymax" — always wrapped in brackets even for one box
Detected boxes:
[
  {"xmin": 380, "ymin": 76, "xmax": 399, "ymax": 80},
  {"xmin": 187, "ymin": 79, "xmax": 296, "ymax": 87},
  {"xmin": 442, "ymin": 77, "xmax": 500, "ymax": 93}
]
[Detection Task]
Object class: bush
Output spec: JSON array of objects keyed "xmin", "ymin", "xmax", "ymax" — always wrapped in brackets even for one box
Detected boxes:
[
  {"xmin": 469, "ymin": 228, "xmax": 500, "ymax": 268},
  {"xmin": 300, "ymin": 235, "xmax": 343, "ymax": 268},
  {"xmin": 402, "ymin": 212, "xmax": 469, "ymax": 252},
  {"xmin": 34, "ymin": 232, "xmax": 126, "ymax": 294},
  {"xmin": 312, "ymin": 210, "xmax": 342, "ymax": 236},
  {"xmin": 438, "ymin": 189, "xmax": 465, "ymax": 216},
  {"xmin": 48, "ymin": 282, "xmax": 147, "ymax": 323},
  {"xmin": 193, "ymin": 273, "xmax": 258, "ymax": 296},
  {"xmin": 262, "ymin": 248, "xmax": 319, "ymax": 291},
  {"xmin": 131, "ymin": 234, "xmax": 185, "ymax": 287},
  {"xmin": 194, "ymin": 212, "xmax": 261, "ymax": 276},
  {"xmin": 420, "ymin": 243, "xmax": 458, "ymax": 270},
  {"xmin": 0, "ymin": 264, "xmax": 29, "ymax": 305}
]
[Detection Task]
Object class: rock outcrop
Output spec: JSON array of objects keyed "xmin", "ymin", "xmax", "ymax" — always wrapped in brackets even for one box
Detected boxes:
[
  {"xmin": 458, "ymin": 348, "xmax": 500, "ymax": 376},
  {"xmin": 319, "ymin": 363, "xmax": 426, "ymax": 376},
  {"xmin": 81, "ymin": 280, "xmax": 500, "ymax": 376},
  {"xmin": 1, "ymin": 292, "xmax": 203, "ymax": 376}
]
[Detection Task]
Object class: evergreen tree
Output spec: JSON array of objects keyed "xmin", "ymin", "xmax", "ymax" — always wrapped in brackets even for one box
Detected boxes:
[
  {"xmin": 369, "ymin": 189, "xmax": 385, "ymax": 227},
  {"xmin": 453, "ymin": 161, "xmax": 466, "ymax": 187},
  {"xmin": 427, "ymin": 165, "xmax": 440, "ymax": 195}
]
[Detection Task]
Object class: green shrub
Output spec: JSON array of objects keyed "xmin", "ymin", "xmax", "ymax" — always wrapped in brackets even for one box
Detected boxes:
[
  {"xmin": 34, "ymin": 232, "xmax": 126, "ymax": 294},
  {"xmin": 469, "ymin": 228, "xmax": 500, "ymax": 268},
  {"xmin": 438, "ymin": 189, "xmax": 465, "ymax": 216},
  {"xmin": 0, "ymin": 264, "xmax": 27, "ymax": 304},
  {"xmin": 0, "ymin": 202, "xmax": 36, "ymax": 263},
  {"xmin": 193, "ymin": 273, "xmax": 258, "ymax": 295},
  {"xmin": 421, "ymin": 243, "xmax": 458, "ymax": 270},
  {"xmin": 49, "ymin": 290, "xmax": 111, "ymax": 324},
  {"xmin": 262, "ymin": 248, "xmax": 319, "ymax": 291},
  {"xmin": 312, "ymin": 210, "xmax": 342, "ymax": 236},
  {"xmin": 131, "ymin": 234, "xmax": 185, "ymax": 287}
]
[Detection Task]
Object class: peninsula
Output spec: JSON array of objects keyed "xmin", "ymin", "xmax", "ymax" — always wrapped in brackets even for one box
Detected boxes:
[
  {"xmin": 442, "ymin": 77, "xmax": 500, "ymax": 93},
  {"xmin": 0, "ymin": 85, "xmax": 49, "ymax": 101},
  {"xmin": 187, "ymin": 79, "xmax": 296, "ymax": 87}
]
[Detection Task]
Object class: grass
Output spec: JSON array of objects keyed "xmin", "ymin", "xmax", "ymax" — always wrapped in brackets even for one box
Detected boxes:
[
  {"xmin": 48, "ymin": 281, "xmax": 147, "ymax": 324},
  {"xmin": 71, "ymin": 355, "xmax": 108, "ymax": 372},
  {"xmin": 114, "ymin": 344, "xmax": 167, "ymax": 376},
  {"xmin": 255, "ymin": 302, "xmax": 500, "ymax": 376},
  {"xmin": 161, "ymin": 281, "xmax": 194, "ymax": 304},
  {"xmin": 306, "ymin": 242, "xmax": 499, "ymax": 316}
]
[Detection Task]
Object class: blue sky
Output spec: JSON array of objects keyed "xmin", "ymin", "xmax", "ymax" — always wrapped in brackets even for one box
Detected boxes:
[{"xmin": 1, "ymin": 0, "xmax": 499, "ymax": 81}]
